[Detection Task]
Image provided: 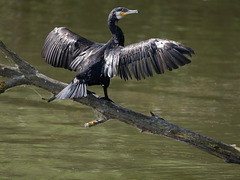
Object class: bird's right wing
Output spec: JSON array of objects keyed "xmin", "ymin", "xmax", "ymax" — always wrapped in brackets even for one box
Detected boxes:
[
  {"xmin": 104, "ymin": 38, "xmax": 194, "ymax": 80},
  {"xmin": 41, "ymin": 27, "xmax": 103, "ymax": 71}
]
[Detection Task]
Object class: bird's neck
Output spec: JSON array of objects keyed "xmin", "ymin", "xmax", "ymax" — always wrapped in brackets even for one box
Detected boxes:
[{"xmin": 108, "ymin": 20, "xmax": 125, "ymax": 46}]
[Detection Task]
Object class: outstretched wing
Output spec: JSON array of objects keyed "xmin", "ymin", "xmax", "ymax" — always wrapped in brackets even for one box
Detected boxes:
[
  {"xmin": 104, "ymin": 38, "xmax": 194, "ymax": 80},
  {"xmin": 41, "ymin": 27, "xmax": 103, "ymax": 71}
]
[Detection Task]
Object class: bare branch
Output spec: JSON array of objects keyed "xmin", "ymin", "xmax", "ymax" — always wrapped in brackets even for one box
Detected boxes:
[
  {"xmin": 0, "ymin": 64, "xmax": 22, "ymax": 78},
  {"xmin": 85, "ymin": 117, "xmax": 109, "ymax": 128},
  {"xmin": 1, "ymin": 40, "xmax": 240, "ymax": 164},
  {"xmin": 0, "ymin": 76, "xmax": 28, "ymax": 93},
  {"xmin": 0, "ymin": 41, "xmax": 36, "ymax": 74}
]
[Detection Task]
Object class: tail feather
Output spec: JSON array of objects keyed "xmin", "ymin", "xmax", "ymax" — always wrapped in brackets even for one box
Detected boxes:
[{"xmin": 56, "ymin": 81, "xmax": 87, "ymax": 100}]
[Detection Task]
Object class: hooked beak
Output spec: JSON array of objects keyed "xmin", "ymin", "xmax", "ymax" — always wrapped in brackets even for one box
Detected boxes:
[
  {"xmin": 121, "ymin": 9, "xmax": 139, "ymax": 17},
  {"xmin": 125, "ymin": 9, "xmax": 139, "ymax": 15}
]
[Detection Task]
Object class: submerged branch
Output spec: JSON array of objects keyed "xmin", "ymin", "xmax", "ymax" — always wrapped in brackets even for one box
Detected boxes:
[{"xmin": 1, "ymin": 40, "xmax": 240, "ymax": 164}]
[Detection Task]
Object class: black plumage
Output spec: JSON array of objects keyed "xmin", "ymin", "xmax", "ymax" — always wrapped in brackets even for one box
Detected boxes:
[{"xmin": 41, "ymin": 7, "xmax": 194, "ymax": 100}]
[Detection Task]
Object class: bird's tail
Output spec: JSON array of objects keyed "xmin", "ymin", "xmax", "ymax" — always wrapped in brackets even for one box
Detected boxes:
[{"xmin": 56, "ymin": 80, "xmax": 87, "ymax": 100}]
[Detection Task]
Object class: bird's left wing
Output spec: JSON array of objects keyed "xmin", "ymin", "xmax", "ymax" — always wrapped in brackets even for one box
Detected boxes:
[{"xmin": 104, "ymin": 38, "xmax": 194, "ymax": 80}]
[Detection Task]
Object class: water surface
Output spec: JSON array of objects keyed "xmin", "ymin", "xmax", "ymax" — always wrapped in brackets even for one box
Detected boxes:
[{"xmin": 0, "ymin": 0, "xmax": 240, "ymax": 179}]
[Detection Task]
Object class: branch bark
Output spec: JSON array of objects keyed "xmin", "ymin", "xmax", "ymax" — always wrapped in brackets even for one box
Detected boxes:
[{"xmin": 1, "ymin": 40, "xmax": 240, "ymax": 164}]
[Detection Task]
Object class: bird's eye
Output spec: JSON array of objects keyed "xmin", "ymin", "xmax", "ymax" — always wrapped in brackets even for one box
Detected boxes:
[{"xmin": 122, "ymin": 8, "xmax": 128, "ymax": 12}]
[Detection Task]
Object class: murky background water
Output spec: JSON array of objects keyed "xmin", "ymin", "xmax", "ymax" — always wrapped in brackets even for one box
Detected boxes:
[{"xmin": 0, "ymin": 0, "xmax": 240, "ymax": 179}]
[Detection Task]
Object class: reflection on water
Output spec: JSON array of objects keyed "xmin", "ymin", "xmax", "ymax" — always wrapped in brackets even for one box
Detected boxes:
[{"xmin": 1, "ymin": 0, "xmax": 240, "ymax": 179}]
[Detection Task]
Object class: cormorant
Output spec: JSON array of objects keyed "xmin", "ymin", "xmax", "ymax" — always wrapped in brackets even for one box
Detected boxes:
[{"xmin": 41, "ymin": 7, "xmax": 194, "ymax": 100}]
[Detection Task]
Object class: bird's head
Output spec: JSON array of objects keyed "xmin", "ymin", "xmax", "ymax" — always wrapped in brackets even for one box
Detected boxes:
[{"xmin": 109, "ymin": 7, "xmax": 139, "ymax": 21}]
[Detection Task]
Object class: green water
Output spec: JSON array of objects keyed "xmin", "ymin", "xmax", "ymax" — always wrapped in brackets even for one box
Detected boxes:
[{"xmin": 0, "ymin": 0, "xmax": 240, "ymax": 179}]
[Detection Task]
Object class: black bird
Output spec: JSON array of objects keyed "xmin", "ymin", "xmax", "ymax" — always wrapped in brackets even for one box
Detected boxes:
[{"xmin": 41, "ymin": 7, "xmax": 194, "ymax": 100}]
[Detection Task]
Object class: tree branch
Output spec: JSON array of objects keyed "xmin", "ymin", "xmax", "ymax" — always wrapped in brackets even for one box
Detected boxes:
[{"xmin": 1, "ymin": 40, "xmax": 240, "ymax": 164}]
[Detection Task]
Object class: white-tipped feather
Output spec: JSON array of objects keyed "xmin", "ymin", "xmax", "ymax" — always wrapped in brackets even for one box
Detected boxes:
[
  {"xmin": 56, "ymin": 80, "xmax": 87, "ymax": 100},
  {"xmin": 104, "ymin": 48, "xmax": 120, "ymax": 78}
]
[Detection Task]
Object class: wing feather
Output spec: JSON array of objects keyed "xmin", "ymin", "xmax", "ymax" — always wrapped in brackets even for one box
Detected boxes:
[
  {"xmin": 139, "ymin": 54, "xmax": 146, "ymax": 79},
  {"xmin": 104, "ymin": 38, "xmax": 194, "ymax": 80},
  {"xmin": 42, "ymin": 27, "xmax": 103, "ymax": 71}
]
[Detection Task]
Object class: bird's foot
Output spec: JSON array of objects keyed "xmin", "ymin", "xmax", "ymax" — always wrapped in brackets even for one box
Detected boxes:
[
  {"xmin": 42, "ymin": 96, "xmax": 56, "ymax": 103},
  {"xmin": 0, "ymin": 82, "xmax": 7, "ymax": 94}
]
